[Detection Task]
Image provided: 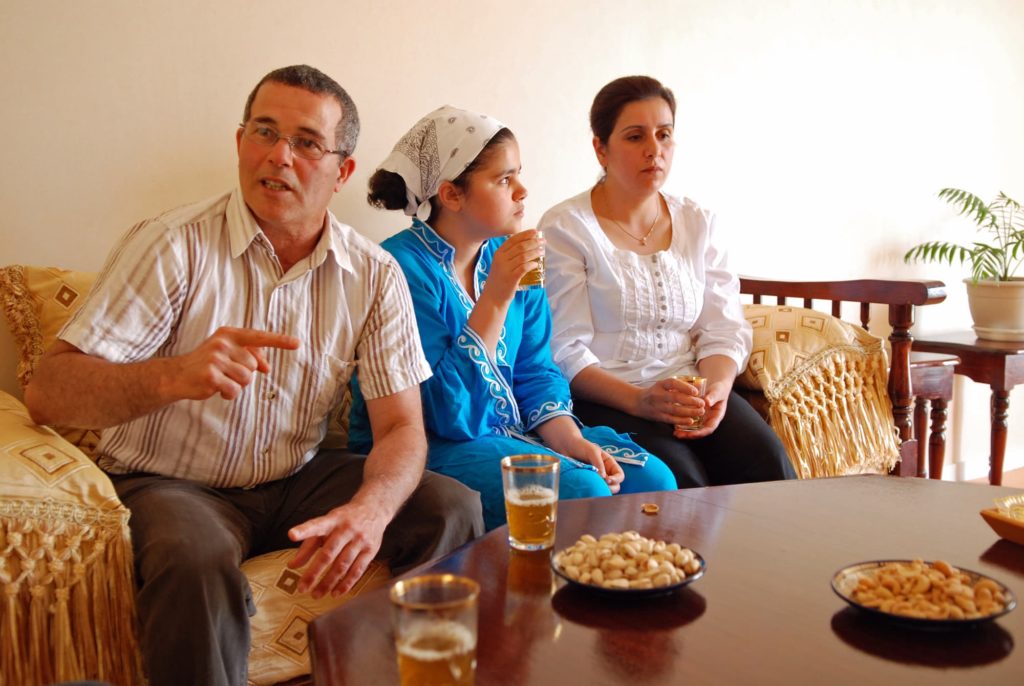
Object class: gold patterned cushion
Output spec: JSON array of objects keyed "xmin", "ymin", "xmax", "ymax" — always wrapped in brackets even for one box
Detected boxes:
[
  {"xmin": 737, "ymin": 304, "xmax": 900, "ymax": 478},
  {"xmin": 243, "ymin": 550, "xmax": 390, "ymax": 686},
  {"xmin": 0, "ymin": 391, "xmax": 117, "ymax": 509},
  {"xmin": 0, "ymin": 390, "xmax": 144, "ymax": 685},
  {"xmin": 0, "ymin": 265, "xmax": 100, "ymax": 455}
]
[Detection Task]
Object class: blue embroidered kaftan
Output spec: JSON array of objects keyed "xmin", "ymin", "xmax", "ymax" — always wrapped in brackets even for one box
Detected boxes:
[{"xmin": 350, "ymin": 220, "xmax": 676, "ymax": 528}]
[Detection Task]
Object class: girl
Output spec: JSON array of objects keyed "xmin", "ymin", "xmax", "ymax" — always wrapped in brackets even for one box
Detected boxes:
[{"xmin": 349, "ymin": 106, "xmax": 676, "ymax": 529}]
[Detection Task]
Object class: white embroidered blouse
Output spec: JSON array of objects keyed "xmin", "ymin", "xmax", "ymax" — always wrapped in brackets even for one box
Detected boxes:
[{"xmin": 539, "ymin": 189, "xmax": 751, "ymax": 387}]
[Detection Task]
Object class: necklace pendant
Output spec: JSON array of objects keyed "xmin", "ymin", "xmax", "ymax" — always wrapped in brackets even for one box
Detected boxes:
[{"xmin": 639, "ymin": 237, "xmax": 647, "ymax": 245}]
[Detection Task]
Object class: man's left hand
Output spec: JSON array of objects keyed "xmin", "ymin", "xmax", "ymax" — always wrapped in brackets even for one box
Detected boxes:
[{"xmin": 287, "ymin": 502, "xmax": 388, "ymax": 598}]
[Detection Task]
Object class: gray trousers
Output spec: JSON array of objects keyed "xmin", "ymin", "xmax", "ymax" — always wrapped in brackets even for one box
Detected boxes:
[{"xmin": 111, "ymin": 450, "xmax": 484, "ymax": 686}]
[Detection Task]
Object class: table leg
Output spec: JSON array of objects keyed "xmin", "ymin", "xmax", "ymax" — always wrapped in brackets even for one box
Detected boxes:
[
  {"xmin": 928, "ymin": 398, "xmax": 948, "ymax": 480},
  {"xmin": 990, "ymin": 389, "xmax": 1010, "ymax": 486},
  {"xmin": 914, "ymin": 398, "xmax": 928, "ymax": 477}
]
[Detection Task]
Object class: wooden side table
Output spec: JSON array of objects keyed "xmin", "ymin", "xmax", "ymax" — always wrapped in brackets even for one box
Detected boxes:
[
  {"xmin": 912, "ymin": 331, "xmax": 1024, "ymax": 485},
  {"xmin": 910, "ymin": 352, "xmax": 959, "ymax": 479}
]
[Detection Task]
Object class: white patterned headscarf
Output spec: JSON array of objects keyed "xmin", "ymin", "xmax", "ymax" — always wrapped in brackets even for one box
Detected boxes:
[{"xmin": 376, "ymin": 105, "xmax": 507, "ymax": 218}]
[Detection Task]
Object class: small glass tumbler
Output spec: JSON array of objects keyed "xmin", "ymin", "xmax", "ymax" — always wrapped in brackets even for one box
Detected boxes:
[
  {"xmin": 500, "ymin": 454, "xmax": 560, "ymax": 550},
  {"xmin": 517, "ymin": 231, "xmax": 545, "ymax": 290},
  {"xmin": 517, "ymin": 256, "xmax": 545, "ymax": 290},
  {"xmin": 674, "ymin": 374, "xmax": 708, "ymax": 432},
  {"xmin": 390, "ymin": 574, "xmax": 479, "ymax": 686}
]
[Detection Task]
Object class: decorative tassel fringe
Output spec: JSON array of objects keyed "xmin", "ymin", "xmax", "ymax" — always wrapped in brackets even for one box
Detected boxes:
[
  {"xmin": 0, "ymin": 500, "xmax": 146, "ymax": 685},
  {"xmin": 764, "ymin": 346, "xmax": 901, "ymax": 479}
]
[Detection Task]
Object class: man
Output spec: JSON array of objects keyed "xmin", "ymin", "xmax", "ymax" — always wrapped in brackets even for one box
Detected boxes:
[{"xmin": 25, "ymin": 65, "xmax": 484, "ymax": 686}]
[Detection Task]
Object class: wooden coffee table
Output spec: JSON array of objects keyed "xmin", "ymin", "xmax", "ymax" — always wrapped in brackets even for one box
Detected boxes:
[{"xmin": 309, "ymin": 477, "xmax": 1024, "ymax": 685}]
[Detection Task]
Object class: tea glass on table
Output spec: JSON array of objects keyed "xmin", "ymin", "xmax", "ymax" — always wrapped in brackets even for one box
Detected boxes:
[
  {"xmin": 390, "ymin": 574, "xmax": 479, "ymax": 686},
  {"xmin": 673, "ymin": 374, "xmax": 707, "ymax": 432},
  {"xmin": 500, "ymin": 454, "xmax": 560, "ymax": 550}
]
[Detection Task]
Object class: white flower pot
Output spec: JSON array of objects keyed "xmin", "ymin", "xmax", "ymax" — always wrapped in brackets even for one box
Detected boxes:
[{"xmin": 965, "ymin": 278, "xmax": 1024, "ymax": 341}]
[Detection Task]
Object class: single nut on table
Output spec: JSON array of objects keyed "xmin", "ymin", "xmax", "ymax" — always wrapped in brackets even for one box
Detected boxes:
[
  {"xmin": 554, "ymin": 530, "xmax": 699, "ymax": 590},
  {"xmin": 641, "ymin": 503, "xmax": 660, "ymax": 515}
]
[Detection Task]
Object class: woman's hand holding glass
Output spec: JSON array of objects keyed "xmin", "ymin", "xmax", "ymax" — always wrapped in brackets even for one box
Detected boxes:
[
  {"xmin": 634, "ymin": 377, "xmax": 705, "ymax": 426},
  {"xmin": 673, "ymin": 380, "xmax": 730, "ymax": 439}
]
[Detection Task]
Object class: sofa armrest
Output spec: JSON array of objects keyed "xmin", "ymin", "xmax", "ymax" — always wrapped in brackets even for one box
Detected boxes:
[{"xmin": 0, "ymin": 390, "xmax": 144, "ymax": 685}]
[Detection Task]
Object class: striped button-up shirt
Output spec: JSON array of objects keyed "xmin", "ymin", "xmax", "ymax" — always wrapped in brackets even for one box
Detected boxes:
[{"xmin": 61, "ymin": 188, "xmax": 431, "ymax": 487}]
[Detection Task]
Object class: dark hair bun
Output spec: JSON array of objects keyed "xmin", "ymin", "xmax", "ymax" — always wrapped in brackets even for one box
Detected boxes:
[{"xmin": 367, "ymin": 169, "xmax": 409, "ymax": 211}]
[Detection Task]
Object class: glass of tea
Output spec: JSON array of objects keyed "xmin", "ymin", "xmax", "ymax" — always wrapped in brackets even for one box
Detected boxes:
[
  {"xmin": 517, "ymin": 231, "xmax": 545, "ymax": 290},
  {"xmin": 673, "ymin": 374, "xmax": 708, "ymax": 432},
  {"xmin": 390, "ymin": 574, "xmax": 479, "ymax": 686},
  {"xmin": 500, "ymin": 454, "xmax": 560, "ymax": 550}
]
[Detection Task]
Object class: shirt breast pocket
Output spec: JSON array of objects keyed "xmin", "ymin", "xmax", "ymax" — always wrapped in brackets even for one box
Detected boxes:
[{"xmin": 311, "ymin": 354, "xmax": 353, "ymax": 423}]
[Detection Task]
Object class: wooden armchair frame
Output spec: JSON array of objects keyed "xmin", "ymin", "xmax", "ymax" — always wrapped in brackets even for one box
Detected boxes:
[{"xmin": 739, "ymin": 277, "xmax": 947, "ymax": 476}]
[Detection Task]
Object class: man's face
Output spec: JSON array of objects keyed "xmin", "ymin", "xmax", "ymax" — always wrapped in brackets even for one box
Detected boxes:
[{"xmin": 236, "ymin": 82, "xmax": 354, "ymax": 237}]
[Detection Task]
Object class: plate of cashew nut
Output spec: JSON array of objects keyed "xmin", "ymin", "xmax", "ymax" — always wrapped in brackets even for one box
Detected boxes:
[
  {"xmin": 831, "ymin": 559, "xmax": 1017, "ymax": 628},
  {"xmin": 552, "ymin": 531, "xmax": 705, "ymax": 597}
]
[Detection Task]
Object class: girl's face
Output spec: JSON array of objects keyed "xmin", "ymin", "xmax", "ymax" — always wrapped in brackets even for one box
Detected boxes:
[
  {"xmin": 457, "ymin": 139, "xmax": 528, "ymax": 238},
  {"xmin": 594, "ymin": 97, "xmax": 675, "ymax": 195}
]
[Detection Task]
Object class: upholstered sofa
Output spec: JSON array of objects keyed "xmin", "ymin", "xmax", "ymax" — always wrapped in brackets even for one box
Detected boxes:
[{"xmin": 0, "ymin": 265, "xmax": 389, "ymax": 686}]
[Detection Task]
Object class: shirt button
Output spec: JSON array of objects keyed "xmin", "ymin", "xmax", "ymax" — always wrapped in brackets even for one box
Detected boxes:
[
  {"xmin": 265, "ymin": 390, "xmax": 277, "ymax": 400},
  {"xmin": 661, "ymin": 305, "xmax": 667, "ymax": 310},
  {"xmin": 660, "ymin": 318, "xmax": 667, "ymax": 323},
  {"xmin": 655, "ymin": 271, "xmax": 661, "ymax": 276}
]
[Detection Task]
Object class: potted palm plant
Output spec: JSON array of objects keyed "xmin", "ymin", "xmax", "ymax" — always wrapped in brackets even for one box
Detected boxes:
[{"xmin": 904, "ymin": 188, "xmax": 1024, "ymax": 341}]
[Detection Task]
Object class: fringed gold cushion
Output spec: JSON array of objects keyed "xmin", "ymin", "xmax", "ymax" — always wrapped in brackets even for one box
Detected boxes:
[
  {"xmin": 0, "ymin": 265, "xmax": 101, "ymax": 456},
  {"xmin": 0, "ymin": 390, "xmax": 144, "ymax": 686},
  {"xmin": 243, "ymin": 551, "xmax": 390, "ymax": 686},
  {"xmin": 737, "ymin": 305, "xmax": 900, "ymax": 478}
]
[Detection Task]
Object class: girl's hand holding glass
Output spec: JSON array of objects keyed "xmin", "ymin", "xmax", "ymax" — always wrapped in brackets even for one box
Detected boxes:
[{"xmin": 486, "ymin": 229, "xmax": 545, "ymax": 299}]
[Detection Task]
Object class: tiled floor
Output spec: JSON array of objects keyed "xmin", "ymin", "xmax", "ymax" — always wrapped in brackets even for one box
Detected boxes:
[
  {"xmin": 970, "ymin": 467, "xmax": 1024, "ymax": 488},
  {"xmin": 1000, "ymin": 468, "xmax": 1024, "ymax": 488}
]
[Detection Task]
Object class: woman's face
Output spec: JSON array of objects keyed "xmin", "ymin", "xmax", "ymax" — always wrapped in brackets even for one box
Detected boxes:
[
  {"xmin": 594, "ymin": 97, "xmax": 675, "ymax": 195},
  {"xmin": 458, "ymin": 139, "xmax": 528, "ymax": 237}
]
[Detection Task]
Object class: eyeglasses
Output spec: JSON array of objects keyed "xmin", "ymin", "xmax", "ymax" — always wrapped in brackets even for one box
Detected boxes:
[{"xmin": 239, "ymin": 121, "xmax": 344, "ymax": 161}]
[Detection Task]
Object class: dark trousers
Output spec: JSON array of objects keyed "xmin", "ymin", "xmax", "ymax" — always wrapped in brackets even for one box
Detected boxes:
[
  {"xmin": 111, "ymin": 450, "xmax": 484, "ymax": 686},
  {"xmin": 572, "ymin": 391, "xmax": 797, "ymax": 488}
]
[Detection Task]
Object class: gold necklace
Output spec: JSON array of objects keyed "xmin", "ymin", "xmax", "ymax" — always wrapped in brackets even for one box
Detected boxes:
[{"xmin": 608, "ymin": 198, "xmax": 661, "ymax": 245}]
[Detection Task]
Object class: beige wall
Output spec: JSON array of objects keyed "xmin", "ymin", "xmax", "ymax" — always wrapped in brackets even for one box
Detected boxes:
[{"xmin": 2, "ymin": 0, "xmax": 1022, "ymax": 479}]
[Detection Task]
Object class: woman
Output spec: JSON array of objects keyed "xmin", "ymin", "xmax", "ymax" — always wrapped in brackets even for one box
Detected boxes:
[
  {"xmin": 348, "ymin": 106, "xmax": 676, "ymax": 529},
  {"xmin": 539, "ymin": 76, "xmax": 795, "ymax": 488}
]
